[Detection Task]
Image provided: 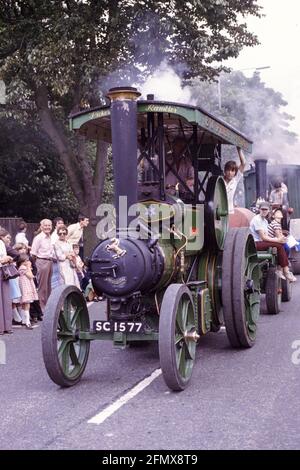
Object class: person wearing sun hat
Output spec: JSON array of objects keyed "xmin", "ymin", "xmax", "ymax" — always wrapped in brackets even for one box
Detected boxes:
[{"xmin": 249, "ymin": 201, "xmax": 296, "ymax": 282}]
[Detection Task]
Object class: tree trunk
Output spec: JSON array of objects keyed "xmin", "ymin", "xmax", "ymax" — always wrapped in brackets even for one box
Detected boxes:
[
  {"xmin": 83, "ymin": 213, "xmax": 99, "ymax": 259},
  {"xmin": 35, "ymin": 85, "xmax": 110, "ymax": 257},
  {"xmin": 94, "ymin": 139, "xmax": 109, "ymax": 203}
]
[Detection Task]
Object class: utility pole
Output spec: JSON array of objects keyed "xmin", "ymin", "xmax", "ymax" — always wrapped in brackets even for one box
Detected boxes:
[
  {"xmin": 217, "ymin": 66, "xmax": 270, "ymax": 110},
  {"xmin": 218, "ymin": 77, "xmax": 222, "ymax": 110}
]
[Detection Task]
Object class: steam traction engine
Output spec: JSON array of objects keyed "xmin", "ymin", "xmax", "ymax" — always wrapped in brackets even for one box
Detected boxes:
[{"xmin": 42, "ymin": 87, "xmax": 260, "ymax": 391}]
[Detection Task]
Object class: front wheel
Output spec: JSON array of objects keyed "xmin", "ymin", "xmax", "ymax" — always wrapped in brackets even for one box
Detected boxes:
[
  {"xmin": 42, "ymin": 285, "xmax": 90, "ymax": 387},
  {"xmin": 159, "ymin": 284, "xmax": 197, "ymax": 391}
]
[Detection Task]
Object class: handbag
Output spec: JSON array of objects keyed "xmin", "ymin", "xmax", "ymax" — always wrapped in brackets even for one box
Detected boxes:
[{"xmin": 0, "ymin": 263, "xmax": 20, "ymax": 281}]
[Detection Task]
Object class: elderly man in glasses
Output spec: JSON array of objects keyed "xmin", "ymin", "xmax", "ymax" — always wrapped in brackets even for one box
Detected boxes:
[
  {"xmin": 31, "ymin": 219, "xmax": 54, "ymax": 312},
  {"xmin": 249, "ymin": 202, "xmax": 296, "ymax": 282}
]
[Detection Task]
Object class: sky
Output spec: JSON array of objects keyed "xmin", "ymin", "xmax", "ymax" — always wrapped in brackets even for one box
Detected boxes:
[{"xmin": 227, "ymin": 0, "xmax": 300, "ymax": 136}]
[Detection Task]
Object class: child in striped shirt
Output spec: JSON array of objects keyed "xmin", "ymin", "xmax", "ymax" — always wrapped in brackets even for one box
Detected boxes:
[{"xmin": 268, "ymin": 209, "xmax": 297, "ymax": 282}]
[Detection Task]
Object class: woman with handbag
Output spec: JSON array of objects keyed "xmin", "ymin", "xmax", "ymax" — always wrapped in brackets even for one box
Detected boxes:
[
  {"xmin": 0, "ymin": 228, "xmax": 23, "ymax": 326},
  {"xmin": 0, "ymin": 229, "xmax": 14, "ymax": 335}
]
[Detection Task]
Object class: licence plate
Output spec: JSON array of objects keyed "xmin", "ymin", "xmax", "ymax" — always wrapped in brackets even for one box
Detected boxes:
[{"xmin": 93, "ymin": 320, "xmax": 144, "ymax": 333}]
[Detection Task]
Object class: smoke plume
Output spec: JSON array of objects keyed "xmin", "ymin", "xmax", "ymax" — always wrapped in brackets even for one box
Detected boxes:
[{"xmin": 139, "ymin": 61, "xmax": 195, "ymax": 104}]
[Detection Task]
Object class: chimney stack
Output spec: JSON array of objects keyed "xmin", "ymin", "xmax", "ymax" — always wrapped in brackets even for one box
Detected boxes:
[{"xmin": 107, "ymin": 87, "xmax": 141, "ymax": 231}]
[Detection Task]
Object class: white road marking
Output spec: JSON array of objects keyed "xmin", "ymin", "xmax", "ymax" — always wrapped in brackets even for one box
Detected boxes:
[
  {"xmin": 86, "ymin": 300, "xmax": 161, "ymax": 424},
  {"xmin": 88, "ymin": 368, "xmax": 162, "ymax": 425}
]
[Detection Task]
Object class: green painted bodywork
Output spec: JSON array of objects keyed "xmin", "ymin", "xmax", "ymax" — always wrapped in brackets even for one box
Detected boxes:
[
  {"xmin": 197, "ymin": 252, "xmax": 223, "ymax": 333},
  {"xmin": 68, "ymin": 98, "xmax": 254, "ymax": 346}
]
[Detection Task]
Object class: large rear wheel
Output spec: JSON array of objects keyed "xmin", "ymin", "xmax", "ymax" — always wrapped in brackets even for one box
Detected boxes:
[
  {"xmin": 159, "ymin": 284, "xmax": 198, "ymax": 391},
  {"xmin": 222, "ymin": 228, "xmax": 260, "ymax": 348},
  {"xmin": 42, "ymin": 285, "xmax": 90, "ymax": 387},
  {"xmin": 281, "ymin": 277, "xmax": 292, "ymax": 302},
  {"xmin": 290, "ymin": 248, "xmax": 300, "ymax": 274},
  {"xmin": 265, "ymin": 267, "xmax": 282, "ymax": 314},
  {"xmin": 205, "ymin": 176, "xmax": 229, "ymax": 251}
]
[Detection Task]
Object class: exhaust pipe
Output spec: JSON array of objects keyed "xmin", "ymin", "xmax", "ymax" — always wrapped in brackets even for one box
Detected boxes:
[
  {"xmin": 107, "ymin": 87, "xmax": 141, "ymax": 231},
  {"xmin": 254, "ymin": 159, "xmax": 268, "ymax": 200}
]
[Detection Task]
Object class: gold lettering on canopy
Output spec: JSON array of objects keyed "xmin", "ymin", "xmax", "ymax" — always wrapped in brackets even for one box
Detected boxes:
[
  {"xmin": 89, "ymin": 109, "xmax": 110, "ymax": 120},
  {"xmin": 144, "ymin": 104, "xmax": 177, "ymax": 114}
]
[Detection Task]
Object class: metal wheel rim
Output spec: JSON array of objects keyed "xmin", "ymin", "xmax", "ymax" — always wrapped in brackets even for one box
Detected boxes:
[
  {"xmin": 174, "ymin": 293, "xmax": 196, "ymax": 381},
  {"xmin": 243, "ymin": 237, "xmax": 260, "ymax": 340},
  {"xmin": 222, "ymin": 228, "xmax": 260, "ymax": 348},
  {"xmin": 205, "ymin": 176, "xmax": 228, "ymax": 250},
  {"xmin": 57, "ymin": 292, "xmax": 90, "ymax": 380}
]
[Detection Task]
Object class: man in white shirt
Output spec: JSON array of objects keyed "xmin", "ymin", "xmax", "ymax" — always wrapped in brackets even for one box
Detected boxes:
[
  {"xmin": 67, "ymin": 215, "xmax": 89, "ymax": 245},
  {"xmin": 67, "ymin": 215, "xmax": 89, "ymax": 258},
  {"xmin": 31, "ymin": 219, "xmax": 54, "ymax": 311},
  {"xmin": 223, "ymin": 147, "xmax": 246, "ymax": 214},
  {"xmin": 269, "ymin": 179, "xmax": 289, "ymax": 208}
]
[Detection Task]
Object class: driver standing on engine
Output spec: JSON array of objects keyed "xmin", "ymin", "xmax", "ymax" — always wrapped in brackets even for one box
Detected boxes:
[{"xmin": 165, "ymin": 136, "xmax": 194, "ymax": 199}]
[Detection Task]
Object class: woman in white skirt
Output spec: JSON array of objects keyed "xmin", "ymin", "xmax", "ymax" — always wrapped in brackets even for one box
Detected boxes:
[{"xmin": 54, "ymin": 226, "xmax": 80, "ymax": 288}]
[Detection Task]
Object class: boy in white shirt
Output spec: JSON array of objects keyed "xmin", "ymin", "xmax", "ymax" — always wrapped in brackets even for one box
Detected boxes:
[{"xmin": 223, "ymin": 147, "xmax": 246, "ymax": 214}]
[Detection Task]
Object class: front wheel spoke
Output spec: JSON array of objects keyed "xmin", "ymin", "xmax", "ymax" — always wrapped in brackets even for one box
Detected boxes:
[
  {"xmin": 175, "ymin": 332, "xmax": 184, "ymax": 345},
  {"xmin": 59, "ymin": 311, "xmax": 71, "ymax": 332},
  {"xmin": 175, "ymin": 316, "xmax": 185, "ymax": 336},
  {"xmin": 64, "ymin": 297, "xmax": 73, "ymax": 328},
  {"xmin": 69, "ymin": 342, "xmax": 80, "ymax": 366},
  {"xmin": 184, "ymin": 340, "xmax": 195, "ymax": 361},
  {"xmin": 70, "ymin": 306, "xmax": 83, "ymax": 328},
  {"xmin": 59, "ymin": 340, "xmax": 71, "ymax": 372},
  {"xmin": 244, "ymin": 259, "xmax": 250, "ymax": 275},
  {"xmin": 181, "ymin": 303, "xmax": 188, "ymax": 329},
  {"xmin": 57, "ymin": 331, "xmax": 73, "ymax": 339},
  {"xmin": 178, "ymin": 344, "xmax": 187, "ymax": 376},
  {"xmin": 58, "ymin": 339, "xmax": 71, "ymax": 359}
]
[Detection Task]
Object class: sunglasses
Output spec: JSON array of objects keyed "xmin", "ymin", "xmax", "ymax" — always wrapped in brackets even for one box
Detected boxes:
[{"xmin": 58, "ymin": 231, "xmax": 67, "ymax": 235}]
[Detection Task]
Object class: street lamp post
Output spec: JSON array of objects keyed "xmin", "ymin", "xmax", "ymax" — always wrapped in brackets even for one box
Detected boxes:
[
  {"xmin": 217, "ymin": 66, "xmax": 271, "ymax": 110},
  {"xmin": 217, "ymin": 77, "xmax": 222, "ymax": 110}
]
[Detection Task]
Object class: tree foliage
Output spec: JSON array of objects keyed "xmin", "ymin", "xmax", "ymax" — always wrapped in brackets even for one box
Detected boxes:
[
  {"xmin": 0, "ymin": 0, "xmax": 261, "ymax": 246},
  {"xmin": 190, "ymin": 71, "xmax": 298, "ymax": 161},
  {"xmin": 0, "ymin": 116, "xmax": 78, "ymax": 221},
  {"xmin": 0, "ymin": 1, "xmax": 262, "ymax": 95}
]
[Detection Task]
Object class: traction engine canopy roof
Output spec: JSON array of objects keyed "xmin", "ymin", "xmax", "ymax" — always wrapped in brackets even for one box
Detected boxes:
[{"xmin": 69, "ymin": 100, "xmax": 252, "ymax": 153}]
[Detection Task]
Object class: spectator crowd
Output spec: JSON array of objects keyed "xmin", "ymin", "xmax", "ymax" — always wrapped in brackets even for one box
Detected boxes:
[{"xmin": 0, "ymin": 215, "xmax": 91, "ymax": 335}]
